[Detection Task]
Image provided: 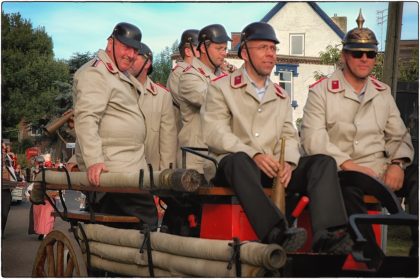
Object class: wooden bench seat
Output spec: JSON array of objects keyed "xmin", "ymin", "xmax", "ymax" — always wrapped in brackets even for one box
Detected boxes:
[{"xmin": 52, "ymin": 210, "xmax": 140, "ymax": 223}]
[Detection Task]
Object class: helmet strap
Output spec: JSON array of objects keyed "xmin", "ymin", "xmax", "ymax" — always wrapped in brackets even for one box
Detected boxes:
[
  {"xmin": 112, "ymin": 37, "xmax": 122, "ymax": 72},
  {"xmin": 189, "ymin": 44, "xmax": 197, "ymax": 58},
  {"xmin": 244, "ymin": 43, "xmax": 265, "ymax": 77},
  {"xmin": 203, "ymin": 42, "xmax": 219, "ymax": 75},
  {"xmin": 135, "ymin": 57, "xmax": 149, "ymax": 79}
]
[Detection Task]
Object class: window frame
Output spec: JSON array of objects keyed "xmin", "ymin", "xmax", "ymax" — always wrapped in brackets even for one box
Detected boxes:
[{"xmin": 289, "ymin": 33, "xmax": 305, "ymax": 56}]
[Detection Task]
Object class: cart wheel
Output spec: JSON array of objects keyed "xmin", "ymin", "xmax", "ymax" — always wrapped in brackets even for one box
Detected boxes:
[{"xmin": 32, "ymin": 229, "xmax": 87, "ymax": 277}]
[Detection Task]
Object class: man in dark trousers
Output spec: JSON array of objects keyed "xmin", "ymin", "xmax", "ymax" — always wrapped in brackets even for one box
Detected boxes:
[{"xmin": 202, "ymin": 22, "xmax": 352, "ymax": 253}]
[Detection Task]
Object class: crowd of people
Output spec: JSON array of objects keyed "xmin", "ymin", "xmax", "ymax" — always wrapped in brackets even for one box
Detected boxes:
[{"xmin": 4, "ymin": 10, "xmax": 417, "ymax": 259}]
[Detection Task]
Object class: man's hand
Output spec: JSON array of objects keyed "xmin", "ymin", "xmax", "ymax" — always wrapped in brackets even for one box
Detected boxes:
[
  {"xmin": 340, "ymin": 160, "xmax": 378, "ymax": 178},
  {"xmin": 383, "ymin": 165, "xmax": 404, "ymax": 191},
  {"xmin": 253, "ymin": 154, "xmax": 280, "ymax": 178},
  {"xmin": 277, "ymin": 162, "xmax": 293, "ymax": 188},
  {"xmin": 87, "ymin": 163, "xmax": 109, "ymax": 187}
]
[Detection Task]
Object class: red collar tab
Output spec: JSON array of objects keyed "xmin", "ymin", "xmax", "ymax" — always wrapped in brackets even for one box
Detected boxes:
[
  {"xmin": 231, "ymin": 74, "xmax": 246, "ymax": 88},
  {"xmin": 327, "ymin": 78, "xmax": 343, "ymax": 94},
  {"xmin": 369, "ymin": 76, "xmax": 386, "ymax": 91},
  {"xmin": 212, "ymin": 72, "xmax": 228, "ymax": 82},
  {"xmin": 309, "ymin": 77, "xmax": 327, "ymax": 89},
  {"xmin": 274, "ymin": 84, "xmax": 286, "ymax": 99},
  {"xmin": 105, "ymin": 62, "xmax": 117, "ymax": 73}
]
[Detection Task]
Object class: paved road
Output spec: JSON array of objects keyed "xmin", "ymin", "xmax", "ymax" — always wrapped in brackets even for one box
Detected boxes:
[{"xmin": 1, "ymin": 191, "xmax": 81, "ymax": 277}]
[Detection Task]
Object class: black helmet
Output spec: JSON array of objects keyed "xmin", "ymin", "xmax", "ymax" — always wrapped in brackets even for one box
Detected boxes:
[
  {"xmin": 179, "ymin": 29, "xmax": 199, "ymax": 51},
  {"xmin": 238, "ymin": 22, "xmax": 279, "ymax": 58},
  {"xmin": 198, "ymin": 24, "xmax": 231, "ymax": 46},
  {"xmin": 111, "ymin": 22, "xmax": 142, "ymax": 50},
  {"xmin": 138, "ymin": 43, "xmax": 153, "ymax": 75},
  {"xmin": 342, "ymin": 10, "xmax": 378, "ymax": 52}
]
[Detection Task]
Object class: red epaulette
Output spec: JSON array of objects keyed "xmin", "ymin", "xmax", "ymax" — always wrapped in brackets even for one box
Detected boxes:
[
  {"xmin": 156, "ymin": 82, "xmax": 170, "ymax": 92},
  {"xmin": 91, "ymin": 59, "xmax": 101, "ymax": 67},
  {"xmin": 183, "ymin": 65, "xmax": 193, "ymax": 72},
  {"xmin": 369, "ymin": 75, "xmax": 387, "ymax": 91},
  {"xmin": 212, "ymin": 73, "xmax": 228, "ymax": 82},
  {"xmin": 309, "ymin": 77, "xmax": 327, "ymax": 89}
]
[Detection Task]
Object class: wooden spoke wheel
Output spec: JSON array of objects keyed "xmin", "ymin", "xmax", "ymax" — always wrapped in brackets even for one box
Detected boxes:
[{"xmin": 32, "ymin": 229, "xmax": 87, "ymax": 277}]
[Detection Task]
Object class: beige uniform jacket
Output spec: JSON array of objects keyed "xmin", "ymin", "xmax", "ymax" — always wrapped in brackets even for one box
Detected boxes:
[
  {"xmin": 177, "ymin": 57, "xmax": 218, "ymax": 172},
  {"xmin": 202, "ymin": 66, "xmax": 301, "ymax": 166},
  {"xmin": 301, "ymin": 69, "xmax": 414, "ymax": 176},
  {"xmin": 138, "ymin": 77, "xmax": 177, "ymax": 171},
  {"xmin": 73, "ymin": 49, "xmax": 148, "ymax": 173},
  {"xmin": 166, "ymin": 61, "xmax": 189, "ymax": 132}
]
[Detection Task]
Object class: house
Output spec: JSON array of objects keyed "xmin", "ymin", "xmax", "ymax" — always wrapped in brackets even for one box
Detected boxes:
[{"xmin": 226, "ymin": 2, "xmax": 346, "ymax": 123}]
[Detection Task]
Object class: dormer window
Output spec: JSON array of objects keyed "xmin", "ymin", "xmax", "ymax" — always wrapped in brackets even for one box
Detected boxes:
[{"xmin": 290, "ymin": 34, "xmax": 305, "ymax": 56}]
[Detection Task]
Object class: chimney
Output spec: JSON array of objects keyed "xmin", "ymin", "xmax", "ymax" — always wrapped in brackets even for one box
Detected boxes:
[
  {"xmin": 331, "ymin": 14, "xmax": 347, "ymax": 33},
  {"xmin": 231, "ymin": 32, "xmax": 241, "ymax": 51}
]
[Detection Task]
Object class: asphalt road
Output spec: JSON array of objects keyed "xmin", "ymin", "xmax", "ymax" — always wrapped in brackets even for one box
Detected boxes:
[{"xmin": 1, "ymin": 191, "xmax": 81, "ymax": 277}]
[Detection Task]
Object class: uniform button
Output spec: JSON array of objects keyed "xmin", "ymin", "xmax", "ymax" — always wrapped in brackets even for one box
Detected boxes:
[
  {"xmin": 355, "ymin": 140, "xmax": 359, "ymax": 145},
  {"xmin": 258, "ymin": 108, "xmax": 262, "ymax": 112},
  {"xmin": 255, "ymin": 133, "xmax": 260, "ymax": 137}
]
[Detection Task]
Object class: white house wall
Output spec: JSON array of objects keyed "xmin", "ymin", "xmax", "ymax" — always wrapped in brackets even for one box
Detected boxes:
[{"xmin": 268, "ymin": 2, "xmax": 342, "ymax": 57}]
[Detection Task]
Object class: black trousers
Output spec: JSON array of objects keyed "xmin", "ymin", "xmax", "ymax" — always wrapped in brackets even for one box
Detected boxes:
[
  {"xmin": 340, "ymin": 164, "xmax": 418, "ymax": 253},
  {"xmin": 91, "ymin": 192, "xmax": 158, "ymax": 230},
  {"xmin": 212, "ymin": 152, "xmax": 348, "ymax": 240}
]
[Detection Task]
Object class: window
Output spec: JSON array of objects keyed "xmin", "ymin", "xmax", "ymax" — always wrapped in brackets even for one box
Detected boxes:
[
  {"xmin": 279, "ymin": 71, "xmax": 293, "ymax": 98},
  {"xmin": 290, "ymin": 34, "xmax": 305, "ymax": 56},
  {"xmin": 275, "ymin": 64, "xmax": 299, "ymax": 109}
]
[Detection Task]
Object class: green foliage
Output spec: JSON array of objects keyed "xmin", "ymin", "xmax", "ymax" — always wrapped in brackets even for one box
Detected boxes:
[
  {"xmin": 150, "ymin": 40, "xmax": 178, "ymax": 85},
  {"xmin": 67, "ymin": 51, "xmax": 95, "ymax": 75},
  {"xmin": 1, "ymin": 11, "xmax": 70, "ymax": 138},
  {"xmin": 398, "ymin": 48, "xmax": 419, "ymax": 82}
]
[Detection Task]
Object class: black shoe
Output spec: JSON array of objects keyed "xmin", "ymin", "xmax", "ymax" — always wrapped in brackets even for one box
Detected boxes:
[
  {"xmin": 38, "ymin": 234, "xmax": 45, "ymax": 241},
  {"xmin": 312, "ymin": 228, "xmax": 353, "ymax": 255},
  {"xmin": 281, "ymin": 227, "xmax": 307, "ymax": 252}
]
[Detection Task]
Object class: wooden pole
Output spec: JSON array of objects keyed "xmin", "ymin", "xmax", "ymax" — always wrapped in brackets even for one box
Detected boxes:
[
  {"xmin": 272, "ymin": 138, "xmax": 286, "ymax": 213},
  {"xmin": 382, "ymin": 2, "xmax": 403, "ymax": 99}
]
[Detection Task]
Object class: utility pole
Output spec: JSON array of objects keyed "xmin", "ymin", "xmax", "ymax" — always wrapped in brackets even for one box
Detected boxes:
[
  {"xmin": 382, "ymin": 2, "xmax": 403, "ymax": 99},
  {"xmin": 376, "ymin": 9, "xmax": 387, "ymax": 51}
]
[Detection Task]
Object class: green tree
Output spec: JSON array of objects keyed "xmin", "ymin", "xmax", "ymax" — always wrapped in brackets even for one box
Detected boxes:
[
  {"xmin": 1, "ymin": 12, "xmax": 69, "ymax": 139},
  {"xmin": 150, "ymin": 40, "xmax": 178, "ymax": 85},
  {"xmin": 398, "ymin": 48, "xmax": 418, "ymax": 82},
  {"xmin": 67, "ymin": 51, "xmax": 95, "ymax": 75}
]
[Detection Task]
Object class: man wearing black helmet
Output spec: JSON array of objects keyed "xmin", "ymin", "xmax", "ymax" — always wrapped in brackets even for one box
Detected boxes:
[
  {"xmin": 73, "ymin": 22, "xmax": 158, "ymax": 228},
  {"xmin": 130, "ymin": 42, "xmax": 177, "ymax": 171},
  {"xmin": 167, "ymin": 29, "xmax": 200, "ymax": 133},
  {"xmin": 203, "ymin": 22, "xmax": 352, "ymax": 253},
  {"xmin": 302, "ymin": 11, "xmax": 418, "ymax": 258},
  {"xmin": 177, "ymin": 24, "xmax": 231, "ymax": 175}
]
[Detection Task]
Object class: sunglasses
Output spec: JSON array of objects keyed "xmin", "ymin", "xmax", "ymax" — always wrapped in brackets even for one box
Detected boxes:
[{"xmin": 349, "ymin": 51, "xmax": 377, "ymax": 59}]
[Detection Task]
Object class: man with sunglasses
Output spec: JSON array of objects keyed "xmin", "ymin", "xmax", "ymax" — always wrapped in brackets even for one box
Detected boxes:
[
  {"xmin": 167, "ymin": 29, "xmax": 200, "ymax": 133},
  {"xmin": 177, "ymin": 24, "xmax": 231, "ymax": 176},
  {"xmin": 203, "ymin": 22, "xmax": 352, "ymax": 253},
  {"xmin": 301, "ymin": 12, "xmax": 417, "ymax": 258}
]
